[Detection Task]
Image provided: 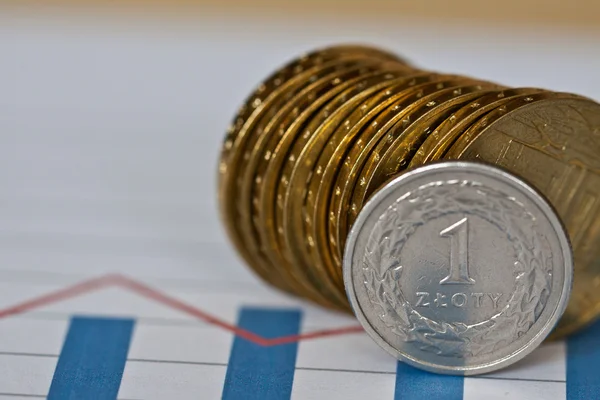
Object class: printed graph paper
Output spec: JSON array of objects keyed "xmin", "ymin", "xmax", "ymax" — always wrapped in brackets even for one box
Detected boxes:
[
  {"xmin": 1, "ymin": 267, "xmax": 599, "ymax": 399},
  {"xmin": 1, "ymin": 6, "xmax": 600, "ymax": 400}
]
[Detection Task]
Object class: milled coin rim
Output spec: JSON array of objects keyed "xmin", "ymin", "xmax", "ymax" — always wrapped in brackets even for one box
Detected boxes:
[{"xmin": 343, "ymin": 161, "xmax": 573, "ymax": 375}]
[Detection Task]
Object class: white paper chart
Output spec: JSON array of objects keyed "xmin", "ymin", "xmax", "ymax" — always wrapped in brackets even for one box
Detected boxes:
[{"xmin": 1, "ymin": 6, "xmax": 599, "ymax": 399}]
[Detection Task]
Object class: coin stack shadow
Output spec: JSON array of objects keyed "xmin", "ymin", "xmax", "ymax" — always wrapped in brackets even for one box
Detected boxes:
[{"xmin": 217, "ymin": 44, "xmax": 600, "ymax": 339}]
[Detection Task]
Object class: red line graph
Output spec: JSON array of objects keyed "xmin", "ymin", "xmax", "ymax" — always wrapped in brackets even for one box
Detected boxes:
[{"xmin": 0, "ymin": 274, "xmax": 364, "ymax": 346}]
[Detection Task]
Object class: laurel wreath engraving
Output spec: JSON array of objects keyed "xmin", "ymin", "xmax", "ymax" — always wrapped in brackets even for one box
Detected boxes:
[{"xmin": 362, "ymin": 179, "xmax": 553, "ymax": 357}]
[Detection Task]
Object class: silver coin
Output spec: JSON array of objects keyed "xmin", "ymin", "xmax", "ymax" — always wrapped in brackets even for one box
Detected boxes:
[{"xmin": 343, "ymin": 161, "xmax": 573, "ymax": 375}]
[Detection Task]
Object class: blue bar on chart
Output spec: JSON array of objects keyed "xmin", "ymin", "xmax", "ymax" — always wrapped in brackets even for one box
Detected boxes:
[
  {"xmin": 395, "ymin": 361, "xmax": 464, "ymax": 400},
  {"xmin": 48, "ymin": 316, "xmax": 135, "ymax": 400},
  {"xmin": 567, "ymin": 318, "xmax": 600, "ymax": 400},
  {"xmin": 222, "ymin": 307, "xmax": 302, "ymax": 400}
]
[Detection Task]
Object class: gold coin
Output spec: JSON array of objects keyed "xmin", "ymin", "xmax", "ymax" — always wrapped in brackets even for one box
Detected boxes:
[
  {"xmin": 318, "ymin": 44, "xmax": 409, "ymax": 64},
  {"xmin": 219, "ymin": 45, "xmax": 404, "ymax": 293},
  {"xmin": 219, "ymin": 50, "xmax": 333, "ymax": 290},
  {"xmin": 444, "ymin": 94, "xmax": 600, "ymax": 339},
  {"xmin": 306, "ymin": 73, "xmax": 454, "ymax": 286},
  {"xmin": 325, "ymin": 74, "xmax": 471, "ymax": 265},
  {"xmin": 328, "ymin": 75, "xmax": 468, "ymax": 262},
  {"xmin": 221, "ymin": 44, "xmax": 405, "ymax": 176},
  {"xmin": 274, "ymin": 68, "xmax": 412, "ymax": 306},
  {"xmin": 241, "ymin": 58, "xmax": 392, "ymax": 304},
  {"xmin": 220, "ymin": 43, "xmax": 405, "ymax": 175},
  {"xmin": 281, "ymin": 71, "xmax": 416, "ymax": 301},
  {"xmin": 444, "ymin": 92, "xmax": 582, "ymax": 160},
  {"xmin": 219, "ymin": 50, "xmax": 355, "ymax": 290},
  {"xmin": 409, "ymin": 88, "xmax": 547, "ymax": 167},
  {"xmin": 336, "ymin": 79, "xmax": 482, "ymax": 250},
  {"xmin": 364, "ymin": 84, "xmax": 505, "ymax": 202},
  {"xmin": 258, "ymin": 65, "xmax": 411, "ymax": 307},
  {"xmin": 231, "ymin": 56, "xmax": 384, "ymax": 295}
]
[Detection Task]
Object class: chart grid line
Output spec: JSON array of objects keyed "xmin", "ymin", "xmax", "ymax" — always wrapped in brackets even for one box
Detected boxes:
[
  {"xmin": 0, "ymin": 351, "xmax": 568, "ymax": 383},
  {"xmin": 0, "ymin": 393, "xmax": 46, "ymax": 399},
  {"xmin": 0, "ymin": 394, "xmax": 140, "ymax": 400}
]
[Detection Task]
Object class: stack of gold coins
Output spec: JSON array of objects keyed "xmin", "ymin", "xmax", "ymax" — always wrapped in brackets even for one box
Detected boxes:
[{"xmin": 217, "ymin": 44, "xmax": 600, "ymax": 339}]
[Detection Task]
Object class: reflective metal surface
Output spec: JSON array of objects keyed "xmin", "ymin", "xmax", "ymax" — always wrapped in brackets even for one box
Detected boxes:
[{"xmin": 344, "ymin": 161, "xmax": 573, "ymax": 375}]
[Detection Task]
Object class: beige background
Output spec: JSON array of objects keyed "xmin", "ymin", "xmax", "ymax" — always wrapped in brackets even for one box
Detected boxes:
[{"xmin": 3, "ymin": 0, "xmax": 600, "ymax": 32}]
